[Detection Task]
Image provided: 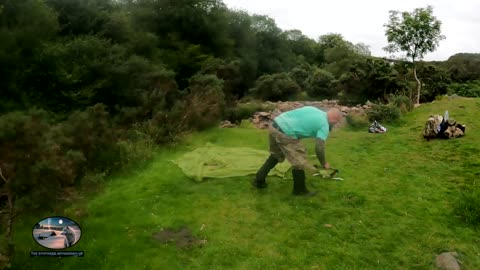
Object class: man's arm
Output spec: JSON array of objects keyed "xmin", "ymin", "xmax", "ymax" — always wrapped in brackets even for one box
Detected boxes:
[{"xmin": 315, "ymin": 138, "xmax": 330, "ymax": 169}]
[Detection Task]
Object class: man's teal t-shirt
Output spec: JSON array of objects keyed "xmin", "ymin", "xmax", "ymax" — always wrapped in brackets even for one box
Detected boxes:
[{"xmin": 273, "ymin": 106, "xmax": 329, "ymax": 140}]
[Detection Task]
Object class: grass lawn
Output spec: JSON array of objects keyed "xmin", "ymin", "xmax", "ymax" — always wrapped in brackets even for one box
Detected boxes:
[{"xmin": 13, "ymin": 97, "xmax": 480, "ymax": 270}]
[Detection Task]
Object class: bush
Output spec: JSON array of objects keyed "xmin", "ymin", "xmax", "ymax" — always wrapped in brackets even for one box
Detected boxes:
[
  {"xmin": 199, "ymin": 58, "xmax": 243, "ymax": 103},
  {"xmin": 454, "ymin": 188, "xmax": 480, "ymax": 227},
  {"xmin": 249, "ymin": 73, "xmax": 300, "ymax": 101},
  {"xmin": 289, "ymin": 64, "xmax": 313, "ymax": 90},
  {"xmin": 387, "ymin": 94, "xmax": 412, "ymax": 113},
  {"xmin": 305, "ymin": 68, "xmax": 337, "ymax": 98},
  {"xmin": 367, "ymin": 103, "xmax": 401, "ymax": 123},
  {"xmin": 0, "ymin": 109, "xmax": 68, "ymax": 209},
  {"xmin": 58, "ymin": 104, "xmax": 118, "ymax": 174},
  {"xmin": 346, "ymin": 112, "xmax": 369, "ymax": 130},
  {"xmin": 180, "ymin": 74, "xmax": 226, "ymax": 131},
  {"xmin": 417, "ymin": 63, "xmax": 451, "ymax": 102},
  {"xmin": 224, "ymin": 101, "xmax": 276, "ymax": 123},
  {"xmin": 448, "ymin": 81, "xmax": 480, "ymax": 97}
]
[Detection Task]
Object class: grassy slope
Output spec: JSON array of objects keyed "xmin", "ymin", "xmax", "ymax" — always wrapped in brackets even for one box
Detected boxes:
[{"xmin": 14, "ymin": 98, "xmax": 480, "ymax": 270}]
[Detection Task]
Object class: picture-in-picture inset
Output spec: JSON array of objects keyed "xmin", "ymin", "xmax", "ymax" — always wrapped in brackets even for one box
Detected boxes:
[{"xmin": 32, "ymin": 216, "xmax": 82, "ymax": 250}]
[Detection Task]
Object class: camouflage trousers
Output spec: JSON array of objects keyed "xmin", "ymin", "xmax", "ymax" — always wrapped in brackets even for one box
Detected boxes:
[{"xmin": 268, "ymin": 125, "xmax": 317, "ymax": 172}]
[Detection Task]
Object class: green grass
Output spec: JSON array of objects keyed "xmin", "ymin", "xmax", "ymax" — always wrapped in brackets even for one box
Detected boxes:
[{"xmin": 12, "ymin": 98, "xmax": 480, "ymax": 270}]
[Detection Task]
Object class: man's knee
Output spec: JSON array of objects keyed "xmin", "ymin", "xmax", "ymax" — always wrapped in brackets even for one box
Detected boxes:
[{"xmin": 270, "ymin": 152, "xmax": 285, "ymax": 163}]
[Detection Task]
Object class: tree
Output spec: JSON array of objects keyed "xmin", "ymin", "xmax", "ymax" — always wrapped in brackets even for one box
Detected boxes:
[
  {"xmin": 251, "ymin": 15, "xmax": 293, "ymax": 75},
  {"xmin": 305, "ymin": 68, "xmax": 337, "ymax": 98},
  {"xmin": 383, "ymin": 6, "xmax": 445, "ymax": 105},
  {"xmin": 249, "ymin": 73, "xmax": 300, "ymax": 101},
  {"xmin": 0, "ymin": 0, "xmax": 58, "ymax": 112},
  {"xmin": 416, "ymin": 63, "xmax": 451, "ymax": 102}
]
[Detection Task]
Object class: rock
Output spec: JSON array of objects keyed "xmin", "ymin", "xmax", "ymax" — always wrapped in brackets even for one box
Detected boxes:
[
  {"xmin": 277, "ymin": 102, "xmax": 292, "ymax": 112},
  {"xmin": 246, "ymin": 100, "xmax": 377, "ymax": 129},
  {"xmin": 435, "ymin": 252, "xmax": 460, "ymax": 270},
  {"xmin": 219, "ymin": 120, "xmax": 236, "ymax": 128},
  {"xmin": 260, "ymin": 122, "xmax": 270, "ymax": 129},
  {"xmin": 271, "ymin": 109, "xmax": 282, "ymax": 118},
  {"xmin": 340, "ymin": 106, "xmax": 350, "ymax": 113},
  {"xmin": 448, "ymin": 94, "xmax": 460, "ymax": 100}
]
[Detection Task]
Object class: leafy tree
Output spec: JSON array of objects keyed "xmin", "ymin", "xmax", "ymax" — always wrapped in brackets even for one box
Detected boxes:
[
  {"xmin": 416, "ymin": 63, "xmax": 450, "ymax": 102},
  {"xmin": 289, "ymin": 64, "xmax": 314, "ymax": 90},
  {"xmin": 383, "ymin": 6, "xmax": 445, "ymax": 105},
  {"xmin": 251, "ymin": 15, "xmax": 293, "ymax": 75},
  {"xmin": 318, "ymin": 33, "xmax": 351, "ymax": 50},
  {"xmin": 0, "ymin": 0, "xmax": 58, "ymax": 112},
  {"xmin": 305, "ymin": 68, "xmax": 337, "ymax": 98},
  {"xmin": 198, "ymin": 58, "xmax": 243, "ymax": 103},
  {"xmin": 365, "ymin": 58, "xmax": 407, "ymax": 99},
  {"xmin": 45, "ymin": 0, "xmax": 113, "ymax": 36},
  {"xmin": 180, "ymin": 73, "xmax": 226, "ymax": 130},
  {"xmin": 250, "ymin": 73, "xmax": 300, "ymax": 101},
  {"xmin": 353, "ymin": 42, "xmax": 371, "ymax": 56},
  {"xmin": 226, "ymin": 10, "xmax": 258, "ymax": 91},
  {"xmin": 284, "ymin": 29, "xmax": 318, "ymax": 64}
]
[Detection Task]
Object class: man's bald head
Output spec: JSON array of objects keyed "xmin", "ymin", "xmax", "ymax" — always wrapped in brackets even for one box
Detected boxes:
[{"xmin": 327, "ymin": 108, "xmax": 343, "ymax": 127}]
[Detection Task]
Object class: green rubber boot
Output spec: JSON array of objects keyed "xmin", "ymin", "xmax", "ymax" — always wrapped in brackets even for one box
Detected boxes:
[
  {"xmin": 252, "ymin": 155, "xmax": 278, "ymax": 188},
  {"xmin": 292, "ymin": 169, "xmax": 316, "ymax": 196}
]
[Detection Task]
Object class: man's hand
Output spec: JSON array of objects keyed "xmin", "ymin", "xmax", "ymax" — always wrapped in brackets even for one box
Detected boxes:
[
  {"xmin": 315, "ymin": 138, "xmax": 327, "ymax": 168},
  {"xmin": 323, "ymin": 162, "xmax": 331, "ymax": 169}
]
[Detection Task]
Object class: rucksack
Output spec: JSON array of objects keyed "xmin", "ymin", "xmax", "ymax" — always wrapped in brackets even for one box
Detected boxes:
[
  {"xmin": 423, "ymin": 114, "xmax": 466, "ymax": 140},
  {"xmin": 368, "ymin": 120, "xmax": 387, "ymax": 133},
  {"xmin": 423, "ymin": 115, "xmax": 444, "ymax": 139}
]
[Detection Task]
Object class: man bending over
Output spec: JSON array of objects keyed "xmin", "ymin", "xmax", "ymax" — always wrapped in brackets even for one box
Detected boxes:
[{"xmin": 252, "ymin": 106, "xmax": 343, "ymax": 196}]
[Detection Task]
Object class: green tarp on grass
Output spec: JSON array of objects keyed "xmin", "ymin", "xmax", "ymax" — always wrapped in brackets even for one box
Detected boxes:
[{"xmin": 173, "ymin": 143, "xmax": 292, "ymax": 181}]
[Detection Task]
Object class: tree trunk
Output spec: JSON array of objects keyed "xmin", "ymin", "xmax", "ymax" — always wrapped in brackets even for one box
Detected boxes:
[
  {"xmin": 0, "ymin": 167, "xmax": 15, "ymax": 257},
  {"xmin": 6, "ymin": 193, "xmax": 15, "ymax": 256},
  {"xmin": 413, "ymin": 63, "xmax": 421, "ymax": 105}
]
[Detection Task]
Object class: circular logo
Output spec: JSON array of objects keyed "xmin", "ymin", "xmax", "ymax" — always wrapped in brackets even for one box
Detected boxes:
[{"xmin": 32, "ymin": 216, "xmax": 82, "ymax": 250}]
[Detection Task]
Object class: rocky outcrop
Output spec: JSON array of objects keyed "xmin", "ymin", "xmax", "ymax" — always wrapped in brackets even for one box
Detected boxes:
[{"xmin": 250, "ymin": 100, "xmax": 373, "ymax": 129}]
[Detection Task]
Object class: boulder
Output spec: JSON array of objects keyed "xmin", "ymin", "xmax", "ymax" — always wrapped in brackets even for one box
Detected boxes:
[
  {"xmin": 435, "ymin": 252, "xmax": 460, "ymax": 270},
  {"xmin": 340, "ymin": 106, "xmax": 351, "ymax": 113},
  {"xmin": 219, "ymin": 120, "xmax": 236, "ymax": 128}
]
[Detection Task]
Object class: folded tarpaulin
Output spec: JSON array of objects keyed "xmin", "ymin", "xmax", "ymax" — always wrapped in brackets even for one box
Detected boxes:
[{"xmin": 172, "ymin": 143, "xmax": 292, "ymax": 181}]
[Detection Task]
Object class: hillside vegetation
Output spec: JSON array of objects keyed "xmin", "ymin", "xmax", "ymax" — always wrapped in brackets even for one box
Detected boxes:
[
  {"xmin": 1, "ymin": 0, "xmax": 480, "ymax": 267},
  {"xmin": 12, "ymin": 97, "xmax": 480, "ymax": 270}
]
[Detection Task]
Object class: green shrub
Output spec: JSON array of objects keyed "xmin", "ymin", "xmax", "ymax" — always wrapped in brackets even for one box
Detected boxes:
[
  {"xmin": 417, "ymin": 63, "xmax": 451, "ymax": 102},
  {"xmin": 177, "ymin": 74, "xmax": 226, "ymax": 131},
  {"xmin": 346, "ymin": 112, "xmax": 369, "ymax": 130},
  {"xmin": 289, "ymin": 65, "xmax": 313, "ymax": 90},
  {"xmin": 454, "ymin": 188, "xmax": 480, "ymax": 227},
  {"xmin": 224, "ymin": 102, "xmax": 275, "ymax": 123},
  {"xmin": 449, "ymin": 81, "xmax": 480, "ymax": 97},
  {"xmin": 387, "ymin": 94, "xmax": 412, "ymax": 113},
  {"xmin": 249, "ymin": 73, "xmax": 300, "ymax": 101},
  {"xmin": 367, "ymin": 103, "xmax": 401, "ymax": 123},
  {"xmin": 0, "ymin": 109, "xmax": 70, "ymax": 211},
  {"xmin": 304, "ymin": 68, "xmax": 337, "ymax": 98},
  {"xmin": 58, "ymin": 104, "xmax": 118, "ymax": 173},
  {"xmin": 291, "ymin": 91, "xmax": 312, "ymax": 101}
]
